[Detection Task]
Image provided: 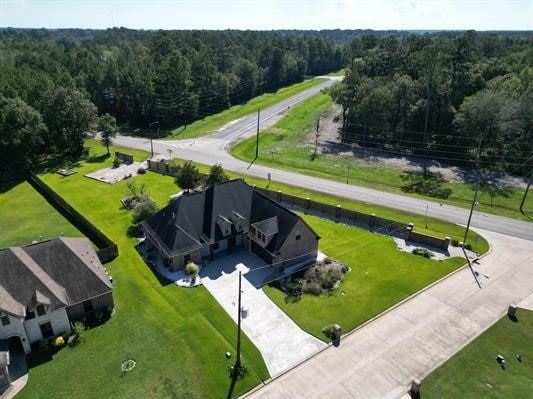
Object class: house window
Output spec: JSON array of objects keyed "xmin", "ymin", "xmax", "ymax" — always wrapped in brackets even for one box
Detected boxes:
[
  {"xmin": 36, "ymin": 304, "xmax": 46, "ymax": 316},
  {"xmin": 25, "ymin": 310, "xmax": 35, "ymax": 320},
  {"xmin": 1, "ymin": 315, "xmax": 10, "ymax": 326},
  {"xmin": 295, "ymin": 230, "xmax": 301, "ymax": 240},
  {"xmin": 83, "ymin": 300, "xmax": 94, "ymax": 313},
  {"xmin": 39, "ymin": 322, "xmax": 54, "ymax": 338}
]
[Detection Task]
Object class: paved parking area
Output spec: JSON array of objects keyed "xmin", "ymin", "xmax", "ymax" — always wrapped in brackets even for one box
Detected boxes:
[{"xmin": 200, "ymin": 250, "xmax": 326, "ymax": 377}]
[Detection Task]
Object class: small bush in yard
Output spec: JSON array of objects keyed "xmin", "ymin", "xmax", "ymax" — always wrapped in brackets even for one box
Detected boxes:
[
  {"xmin": 52, "ymin": 336, "xmax": 65, "ymax": 348},
  {"xmin": 463, "ymin": 243, "xmax": 472, "ymax": 250},
  {"xmin": 451, "ymin": 238, "xmax": 459, "ymax": 247},
  {"xmin": 285, "ymin": 277, "xmax": 303, "ymax": 296},
  {"xmin": 112, "ymin": 156, "xmax": 120, "ymax": 168},
  {"xmin": 322, "ymin": 269, "xmax": 343, "ymax": 289},
  {"xmin": 412, "ymin": 248, "xmax": 434, "ymax": 258},
  {"xmin": 321, "ymin": 324, "xmax": 335, "ymax": 339},
  {"xmin": 303, "ymin": 280, "xmax": 322, "ymax": 295},
  {"xmin": 185, "ymin": 262, "xmax": 200, "ymax": 276},
  {"xmin": 71, "ymin": 321, "xmax": 86, "ymax": 344}
]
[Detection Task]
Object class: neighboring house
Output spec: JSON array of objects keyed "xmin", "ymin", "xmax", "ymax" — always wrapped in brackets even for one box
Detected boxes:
[
  {"xmin": 143, "ymin": 179, "xmax": 320, "ymax": 273},
  {"xmin": 0, "ymin": 238, "xmax": 113, "ymax": 354}
]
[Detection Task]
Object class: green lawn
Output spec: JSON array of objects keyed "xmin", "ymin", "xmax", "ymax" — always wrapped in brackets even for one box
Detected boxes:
[
  {"xmin": 121, "ymin": 78, "xmax": 325, "ymax": 140},
  {"xmin": 263, "ymin": 214, "xmax": 466, "ymax": 340},
  {"xmin": 423, "ymin": 309, "xmax": 533, "ymax": 398},
  {"xmin": 0, "ymin": 180, "xmax": 83, "ymax": 248},
  {"xmin": 231, "ymin": 93, "xmax": 533, "ymax": 222},
  {"xmin": 170, "ymin": 157, "xmax": 489, "ymax": 255},
  {"xmin": 7, "ymin": 141, "xmax": 269, "ymax": 399}
]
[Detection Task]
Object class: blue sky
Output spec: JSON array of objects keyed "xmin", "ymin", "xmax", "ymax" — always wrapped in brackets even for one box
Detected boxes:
[{"xmin": 1, "ymin": 0, "xmax": 532, "ymax": 30}]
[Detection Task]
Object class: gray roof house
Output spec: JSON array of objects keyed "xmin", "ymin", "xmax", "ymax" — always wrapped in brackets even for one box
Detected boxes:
[
  {"xmin": 0, "ymin": 238, "xmax": 113, "ymax": 355},
  {"xmin": 143, "ymin": 179, "xmax": 320, "ymax": 273}
]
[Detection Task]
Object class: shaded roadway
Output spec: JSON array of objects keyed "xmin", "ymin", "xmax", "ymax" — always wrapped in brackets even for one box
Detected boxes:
[{"xmin": 114, "ymin": 76, "xmax": 532, "ymax": 241}]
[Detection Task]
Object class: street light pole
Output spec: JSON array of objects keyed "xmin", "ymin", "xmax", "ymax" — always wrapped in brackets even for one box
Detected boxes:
[{"xmin": 424, "ymin": 204, "xmax": 429, "ymax": 229}]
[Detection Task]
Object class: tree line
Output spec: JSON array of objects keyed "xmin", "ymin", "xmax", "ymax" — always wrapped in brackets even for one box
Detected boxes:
[
  {"xmin": 0, "ymin": 28, "xmax": 344, "ymax": 172},
  {"xmin": 329, "ymin": 31, "xmax": 532, "ymax": 175}
]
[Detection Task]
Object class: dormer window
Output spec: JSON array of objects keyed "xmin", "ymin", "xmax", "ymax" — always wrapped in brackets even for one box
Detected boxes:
[
  {"xmin": 36, "ymin": 304, "xmax": 46, "ymax": 316},
  {"xmin": 295, "ymin": 230, "xmax": 301, "ymax": 240}
]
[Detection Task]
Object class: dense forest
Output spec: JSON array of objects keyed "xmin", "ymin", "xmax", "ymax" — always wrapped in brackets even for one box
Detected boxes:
[
  {"xmin": 1, "ymin": 28, "xmax": 531, "ymax": 176},
  {"xmin": 0, "ymin": 28, "xmax": 343, "ymax": 171},
  {"xmin": 328, "ymin": 31, "xmax": 533, "ymax": 175}
]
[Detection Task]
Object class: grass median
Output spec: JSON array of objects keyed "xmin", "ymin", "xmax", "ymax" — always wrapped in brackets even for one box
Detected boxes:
[
  {"xmin": 121, "ymin": 78, "xmax": 325, "ymax": 140},
  {"xmin": 230, "ymin": 93, "xmax": 533, "ymax": 222}
]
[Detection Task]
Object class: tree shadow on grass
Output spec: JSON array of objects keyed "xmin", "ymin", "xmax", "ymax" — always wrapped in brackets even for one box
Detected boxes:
[
  {"xmin": 33, "ymin": 155, "xmax": 81, "ymax": 174},
  {"xmin": 0, "ymin": 180, "xmax": 23, "ymax": 194},
  {"xmin": 86, "ymin": 153, "xmax": 110, "ymax": 164}
]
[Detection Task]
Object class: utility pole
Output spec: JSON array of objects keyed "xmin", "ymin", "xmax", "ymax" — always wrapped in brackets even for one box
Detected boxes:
[
  {"xmin": 424, "ymin": 204, "xmax": 429, "ymax": 229},
  {"xmin": 255, "ymin": 109, "xmax": 260, "ymax": 160},
  {"xmin": 234, "ymin": 271, "xmax": 243, "ymax": 374},
  {"xmin": 149, "ymin": 121, "xmax": 159, "ymax": 158},
  {"xmin": 314, "ymin": 114, "xmax": 322, "ymax": 157},
  {"xmin": 423, "ymin": 67, "xmax": 433, "ymax": 154},
  {"xmin": 519, "ymin": 174, "xmax": 531, "ymax": 213}
]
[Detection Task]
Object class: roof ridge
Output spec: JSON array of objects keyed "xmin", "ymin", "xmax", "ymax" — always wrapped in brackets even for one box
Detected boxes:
[
  {"xmin": 0, "ymin": 284, "xmax": 25, "ymax": 317},
  {"xmin": 58, "ymin": 237, "xmax": 113, "ymax": 290},
  {"xmin": 10, "ymin": 247, "xmax": 69, "ymax": 305}
]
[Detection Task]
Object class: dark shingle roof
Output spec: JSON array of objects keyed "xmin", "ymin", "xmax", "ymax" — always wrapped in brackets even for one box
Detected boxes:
[
  {"xmin": 144, "ymin": 179, "xmax": 318, "ymax": 257},
  {"xmin": 252, "ymin": 216, "xmax": 279, "ymax": 236},
  {"xmin": 23, "ymin": 238, "xmax": 112, "ymax": 305},
  {"xmin": 0, "ymin": 238, "xmax": 112, "ymax": 315}
]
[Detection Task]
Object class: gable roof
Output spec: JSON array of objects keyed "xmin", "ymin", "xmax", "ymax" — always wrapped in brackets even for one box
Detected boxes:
[
  {"xmin": 144, "ymin": 179, "xmax": 319, "ymax": 257},
  {"xmin": 0, "ymin": 237, "xmax": 112, "ymax": 316}
]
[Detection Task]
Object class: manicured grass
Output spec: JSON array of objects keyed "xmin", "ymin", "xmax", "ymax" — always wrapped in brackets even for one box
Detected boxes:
[
  {"xmin": 11, "ymin": 140, "xmax": 269, "ymax": 399},
  {"xmin": 231, "ymin": 93, "xmax": 533, "ymax": 222},
  {"xmin": 423, "ymin": 309, "xmax": 533, "ymax": 398},
  {"xmin": 0, "ymin": 180, "xmax": 83, "ymax": 248},
  {"xmin": 121, "ymin": 78, "xmax": 325, "ymax": 140},
  {"xmin": 169, "ymin": 156, "xmax": 489, "ymax": 255},
  {"xmin": 263, "ymin": 214, "xmax": 466, "ymax": 341}
]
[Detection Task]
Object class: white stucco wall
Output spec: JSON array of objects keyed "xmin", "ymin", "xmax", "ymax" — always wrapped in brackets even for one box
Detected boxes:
[
  {"xmin": 0, "ymin": 314, "xmax": 31, "ymax": 352},
  {"xmin": 23, "ymin": 307, "xmax": 71, "ymax": 344}
]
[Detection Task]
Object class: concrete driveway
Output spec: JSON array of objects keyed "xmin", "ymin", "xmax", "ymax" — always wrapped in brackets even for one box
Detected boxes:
[
  {"xmin": 200, "ymin": 250, "xmax": 326, "ymax": 377},
  {"xmin": 243, "ymin": 229, "xmax": 533, "ymax": 398}
]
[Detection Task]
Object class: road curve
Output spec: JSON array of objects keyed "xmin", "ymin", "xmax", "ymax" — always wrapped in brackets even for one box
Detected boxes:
[{"xmin": 114, "ymin": 76, "xmax": 532, "ymax": 241}]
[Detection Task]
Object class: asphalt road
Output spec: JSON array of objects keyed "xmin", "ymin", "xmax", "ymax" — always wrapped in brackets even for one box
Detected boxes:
[{"xmin": 114, "ymin": 76, "xmax": 533, "ymax": 241}]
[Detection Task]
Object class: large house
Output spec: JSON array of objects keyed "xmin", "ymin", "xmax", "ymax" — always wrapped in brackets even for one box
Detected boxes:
[
  {"xmin": 0, "ymin": 237, "xmax": 113, "ymax": 354},
  {"xmin": 143, "ymin": 179, "xmax": 320, "ymax": 272}
]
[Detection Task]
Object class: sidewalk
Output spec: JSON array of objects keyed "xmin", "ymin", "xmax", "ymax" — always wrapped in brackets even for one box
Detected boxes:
[{"xmin": 243, "ymin": 228, "xmax": 533, "ymax": 398}]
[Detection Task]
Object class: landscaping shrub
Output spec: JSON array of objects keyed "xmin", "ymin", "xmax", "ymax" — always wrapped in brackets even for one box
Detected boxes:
[
  {"xmin": 412, "ymin": 248, "xmax": 434, "ymax": 258},
  {"xmin": 463, "ymin": 243, "xmax": 472, "ymax": 250},
  {"xmin": 285, "ymin": 277, "xmax": 303, "ymax": 296},
  {"xmin": 112, "ymin": 156, "xmax": 120, "ymax": 168},
  {"xmin": 71, "ymin": 321, "xmax": 86, "ymax": 344},
  {"xmin": 321, "ymin": 324, "xmax": 335, "ymax": 339},
  {"xmin": 451, "ymin": 238, "xmax": 459, "ymax": 247},
  {"xmin": 52, "ymin": 336, "xmax": 65, "ymax": 348},
  {"xmin": 137, "ymin": 167, "xmax": 146, "ymax": 174},
  {"xmin": 303, "ymin": 280, "xmax": 322, "ymax": 295},
  {"xmin": 322, "ymin": 269, "xmax": 343, "ymax": 289},
  {"xmin": 185, "ymin": 262, "xmax": 200, "ymax": 276},
  {"xmin": 131, "ymin": 199, "xmax": 158, "ymax": 224}
]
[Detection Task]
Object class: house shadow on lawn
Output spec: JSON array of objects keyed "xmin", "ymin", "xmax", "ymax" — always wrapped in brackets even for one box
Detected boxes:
[{"xmin": 134, "ymin": 242, "xmax": 173, "ymax": 287}]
